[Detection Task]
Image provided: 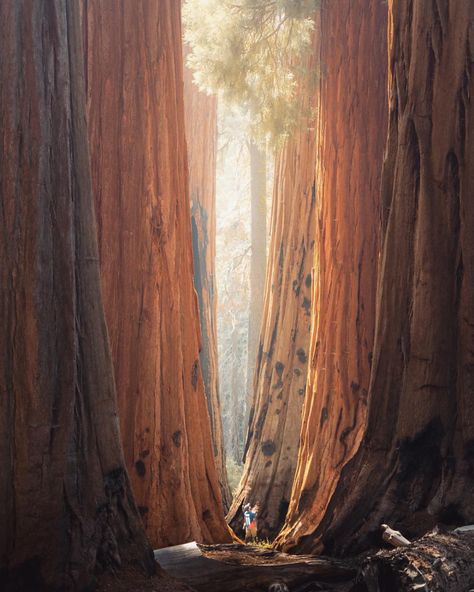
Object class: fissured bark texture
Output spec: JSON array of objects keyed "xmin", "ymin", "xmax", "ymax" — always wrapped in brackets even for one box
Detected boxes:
[
  {"xmin": 183, "ymin": 56, "xmax": 232, "ymax": 510},
  {"xmin": 277, "ymin": 0, "xmax": 387, "ymax": 551},
  {"xmin": 0, "ymin": 2, "xmax": 152, "ymax": 590},
  {"xmin": 282, "ymin": 0, "xmax": 474, "ymax": 556},
  {"xmin": 83, "ymin": 1, "xmax": 231, "ymax": 547},
  {"xmin": 227, "ymin": 31, "xmax": 319, "ymax": 540}
]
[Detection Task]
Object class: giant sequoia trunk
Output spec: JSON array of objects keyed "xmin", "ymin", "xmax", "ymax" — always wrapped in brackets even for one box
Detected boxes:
[
  {"xmin": 277, "ymin": 0, "xmax": 387, "ymax": 551},
  {"xmin": 83, "ymin": 0, "xmax": 231, "ymax": 548},
  {"xmin": 0, "ymin": 2, "xmax": 152, "ymax": 589},
  {"xmin": 183, "ymin": 57, "xmax": 232, "ymax": 510},
  {"xmin": 281, "ymin": 0, "xmax": 474, "ymax": 556},
  {"xmin": 227, "ymin": 31, "xmax": 319, "ymax": 539}
]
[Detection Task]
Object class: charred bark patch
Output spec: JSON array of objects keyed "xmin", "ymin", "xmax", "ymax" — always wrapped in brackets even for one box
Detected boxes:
[
  {"xmin": 396, "ymin": 418, "xmax": 444, "ymax": 503},
  {"xmin": 298, "ymin": 485, "xmax": 318, "ymax": 513},
  {"xmin": 279, "ymin": 242, "xmax": 285, "ymax": 272},
  {"xmin": 320, "ymin": 407, "xmax": 329, "ymax": 427},
  {"xmin": 278, "ymin": 500, "xmax": 290, "ymax": 525},
  {"xmin": 297, "ymin": 242, "xmax": 307, "ymax": 281},
  {"xmin": 261, "ymin": 440, "xmax": 276, "ymax": 456},
  {"xmin": 172, "ymin": 431, "xmax": 182, "ymax": 448},
  {"xmin": 296, "ymin": 348, "xmax": 307, "ymax": 364},
  {"xmin": 254, "ymin": 403, "xmax": 269, "ymax": 440},
  {"xmin": 275, "ymin": 362, "xmax": 285, "ymax": 377},
  {"xmin": 267, "ymin": 311, "xmax": 280, "ymax": 359},
  {"xmin": 191, "ymin": 359, "xmax": 199, "ymax": 390},
  {"xmin": 302, "ymin": 297, "xmax": 311, "ymax": 315},
  {"xmin": 135, "ymin": 460, "xmax": 146, "ymax": 478},
  {"xmin": 351, "ymin": 382, "xmax": 360, "ymax": 393}
]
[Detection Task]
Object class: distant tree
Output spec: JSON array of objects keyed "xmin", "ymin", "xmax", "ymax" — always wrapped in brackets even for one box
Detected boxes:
[{"xmin": 183, "ymin": 0, "xmax": 318, "ymax": 145}]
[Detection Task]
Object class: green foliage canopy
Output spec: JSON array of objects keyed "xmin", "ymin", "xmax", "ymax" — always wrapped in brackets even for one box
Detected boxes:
[{"xmin": 183, "ymin": 0, "xmax": 319, "ymax": 145}]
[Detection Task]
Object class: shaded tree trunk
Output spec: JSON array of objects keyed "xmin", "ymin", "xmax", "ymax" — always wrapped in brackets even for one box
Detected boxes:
[
  {"xmin": 247, "ymin": 140, "xmax": 267, "ymax": 410},
  {"xmin": 281, "ymin": 0, "xmax": 474, "ymax": 556},
  {"xmin": 227, "ymin": 29, "xmax": 319, "ymax": 539},
  {"xmin": 277, "ymin": 0, "xmax": 387, "ymax": 552},
  {"xmin": 0, "ymin": 1, "xmax": 152, "ymax": 589},
  {"xmin": 183, "ymin": 53, "xmax": 232, "ymax": 510},
  {"xmin": 83, "ymin": 0, "xmax": 231, "ymax": 548}
]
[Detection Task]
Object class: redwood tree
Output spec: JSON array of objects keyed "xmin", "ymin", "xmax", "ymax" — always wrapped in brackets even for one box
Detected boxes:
[
  {"xmin": 227, "ymin": 30, "xmax": 319, "ymax": 539},
  {"xmin": 277, "ymin": 0, "xmax": 387, "ymax": 551},
  {"xmin": 83, "ymin": 0, "xmax": 231, "ymax": 547},
  {"xmin": 183, "ymin": 57, "xmax": 232, "ymax": 509},
  {"xmin": 0, "ymin": 1, "xmax": 152, "ymax": 589},
  {"xmin": 280, "ymin": 0, "xmax": 474, "ymax": 556}
]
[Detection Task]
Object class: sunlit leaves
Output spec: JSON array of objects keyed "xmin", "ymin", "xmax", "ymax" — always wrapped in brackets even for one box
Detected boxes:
[{"xmin": 183, "ymin": 0, "xmax": 318, "ymax": 146}]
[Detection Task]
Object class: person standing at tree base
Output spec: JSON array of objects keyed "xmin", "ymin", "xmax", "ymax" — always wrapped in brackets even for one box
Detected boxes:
[{"xmin": 243, "ymin": 503, "xmax": 259, "ymax": 543}]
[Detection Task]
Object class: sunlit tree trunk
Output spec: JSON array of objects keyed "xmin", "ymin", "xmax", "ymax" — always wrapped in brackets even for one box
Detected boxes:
[
  {"xmin": 247, "ymin": 139, "xmax": 267, "ymax": 412},
  {"xmin": 281, "ymin": 0, "xmax": 474, "ymax": 556},
  {"xmin": 0, "ymin": 2, "xmax": 152, "ymax": 589},
  {"xmin": 83, "ymin": 0, "xmax": 231, "ymax": 548},
  {"xmin": 183, "ymin": 54, "xmax": 232, "ymax": 510},
  {"xmin": 227, "ymin": 28, "xmax": 319, "ymax": 539},
  {"xmin": 277, "ymin": 0, "xmax": 387, "ymax": 552}
]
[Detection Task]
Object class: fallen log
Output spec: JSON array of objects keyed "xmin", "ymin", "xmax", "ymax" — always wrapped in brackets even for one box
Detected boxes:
[
  {"xmin": 156, "ymin": 542, "xmax": 356, "ymax": 592},
  {"xmin": 352, "ymin": 531, "xmax": 474, "ymax": 592}
]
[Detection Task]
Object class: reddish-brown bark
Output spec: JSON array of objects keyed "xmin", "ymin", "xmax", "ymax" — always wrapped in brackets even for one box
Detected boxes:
[
  {"xmin": 0, "ymin": 1, "xmax": 152, "ymax": 589},
  {"xmin": 183, "ymin": 56, "xmax": 232, "ymax": 509},
  {"xmin": 227, "ymin": 30, "xmax": 319, "ymax": 539},
  {"xmin": 277, "ymin": 0, "xmax": 387, "ymax": 551},
  {"xmin": 282, "ymin": 0, "xmax": 474, "ymax": 556},
  {"xmin": 83, "ymin": 0, "xmax": 231, "ymax": 548}
]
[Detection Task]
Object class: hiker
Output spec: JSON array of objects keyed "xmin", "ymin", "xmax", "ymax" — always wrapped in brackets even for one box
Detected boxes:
[{"xmin": 243, "ymin": 502, "xmax": 258, "ymax": 543}]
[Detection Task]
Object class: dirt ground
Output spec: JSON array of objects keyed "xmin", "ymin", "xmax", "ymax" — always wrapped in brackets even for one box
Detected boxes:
[{"xmin": 200, "ymin": 545, "xmax": 322, "ymax": 566}]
